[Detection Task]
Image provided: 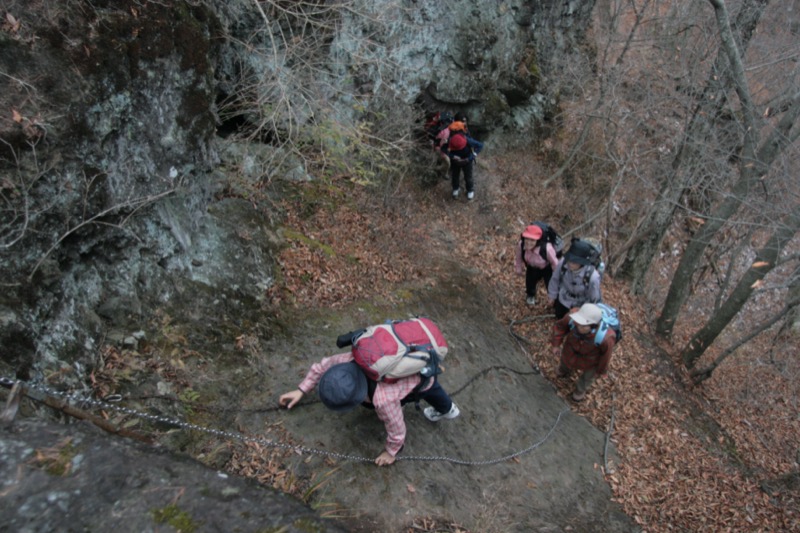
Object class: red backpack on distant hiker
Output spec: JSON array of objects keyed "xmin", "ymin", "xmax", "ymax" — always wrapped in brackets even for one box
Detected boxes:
[{"xmin": 336, "ymin": 317, "xmax": 448, "ymax": 383}]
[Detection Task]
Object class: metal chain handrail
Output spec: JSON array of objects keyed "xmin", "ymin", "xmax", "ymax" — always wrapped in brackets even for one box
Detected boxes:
[
  {"xmin": 1, "ymin": 375, "xmax": 568, "ymax": 466},
  {"xmin": 1, "ymin": 377, "xmax": 376, "ymax": 463}
]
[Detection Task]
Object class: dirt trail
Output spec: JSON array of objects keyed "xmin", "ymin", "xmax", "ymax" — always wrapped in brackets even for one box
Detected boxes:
[{"xmin": 234, "ymin": 153, "xmax": 639, "ymax": 532}]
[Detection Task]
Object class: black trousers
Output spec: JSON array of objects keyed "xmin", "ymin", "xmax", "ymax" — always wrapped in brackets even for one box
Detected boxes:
[
  {"xmin": 553, "ymin": 299, "xmax": 572, "ymax": 319},
  {"xmin": 525, "ymin": 265, "xmax": 553, "ymax": 298},
  {"xmin": 450, "ymin": 160, "xmax": 474, "ymax": 193}
]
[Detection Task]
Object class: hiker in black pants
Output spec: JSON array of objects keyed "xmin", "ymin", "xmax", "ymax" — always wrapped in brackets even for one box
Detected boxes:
[
  {"xmin": 515, "ymin": 224, "xmax": 560, "ymax": 306},
  {"xmin": 444, "ymin": 113, "xmax": 483, "ymax": 201}
]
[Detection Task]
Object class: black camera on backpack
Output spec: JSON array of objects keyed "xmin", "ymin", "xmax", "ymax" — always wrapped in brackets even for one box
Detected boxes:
[{"xmin": 336, "ymin": 329, "xmax": 366, "ymax": 348}]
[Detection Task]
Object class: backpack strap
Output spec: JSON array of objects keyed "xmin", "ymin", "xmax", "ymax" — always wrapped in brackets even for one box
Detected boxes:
[
  {"xmin": 584, "ymin": 266, "xmax": 604, "ymax": 303},
  {"xmin": 560, "ymin": 262, "xmax": 592, "ymax": 285},
  {"xmin": 405, "ymin": 317, "xmax": 443, "ymax": 409},
  {"xmin": 402, "ymin": 372, "xmax": 433, "ymax": 411},
  {"xmin": 363, "ymin": 378, "xmax": 378, "ymax": 408},
  {"xmin": 521, "ymin": 238, "xmax": 530, "ymax": 267},
  {"xmin": 408, "ymin": 348, "xmax": 440, "ymax": 411},
  {"xmin": 389, "ymin": 321, "xmax": 410, "ymax": 353},
  {"xmin": 522, "ymin": 239, "xmax": 549, "ymax": 267},
  {"xmin": 583, "ymin": 265, "xmax": 595, "ymax": 287},
  {"xmin": 594, "ymin": 322, "xmax": 609, "ymax": 346},
  {"xmin": 568, "ymin": 320, "xmax": 601, "ymax": 345},
  {"xmin": 385, "ymin": 320, "xmax": 437, "ymax": 377},
  {"xmin": 363, "ymin": 357, "xmax": 435, "ymax": 411},
  {"xmin": 538, "ymin": 242, "xmax": 549, "ymax": 262},
  {"xmin": 360, "ymin": 321, "xmax": 414, "ymax": 381},
  {"xmin": 415, "ymin": 318, "xmax": 441, "ymax": 354}
]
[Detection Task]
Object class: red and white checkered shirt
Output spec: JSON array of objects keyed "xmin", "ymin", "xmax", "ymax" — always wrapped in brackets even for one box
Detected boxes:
[{"xmin": 298, "ymin": 352, "xmax": 429, "ymax": 457}]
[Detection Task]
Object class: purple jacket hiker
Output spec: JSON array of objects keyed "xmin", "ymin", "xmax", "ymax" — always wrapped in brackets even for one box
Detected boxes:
[{"xmin": 547, "ymin": 257, "xmax": 602, "ymax": 319}]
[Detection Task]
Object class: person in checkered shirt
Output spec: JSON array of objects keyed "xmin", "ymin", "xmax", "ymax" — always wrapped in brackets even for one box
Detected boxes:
[{"xmin": 280, "ymin": 352, "xmax": 460, "ymax": 466}]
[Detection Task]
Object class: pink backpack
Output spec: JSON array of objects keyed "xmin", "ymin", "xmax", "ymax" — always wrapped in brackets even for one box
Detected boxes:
[{"xmin": 347, "ymin": 317, "xmax": 448, "ymax": 383}]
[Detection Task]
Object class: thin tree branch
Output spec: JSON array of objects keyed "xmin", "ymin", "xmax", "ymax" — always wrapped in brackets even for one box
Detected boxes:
[
  {"xmin": 691, "ymin": 298, "xmax": 800, "ymax": 384},
  {"xmin": 28, "ymin": 188, "xmax": 176, "ymax": 282}
]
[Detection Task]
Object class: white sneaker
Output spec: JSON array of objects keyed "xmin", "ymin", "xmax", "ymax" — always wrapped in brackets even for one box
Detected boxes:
[
  {"xmin": 424, "ymin": 403, "xmax": 460, "ymax": 422},
  {"xmin": 452, "ymin": 188, "xmax": 460, "ymax": 199},
  {"xmin": 526, "ymin": 296, "xmax": 536, "ymax": 306},
  {"xmin": 467, "ymin": 191, "xmax": 475, "ymax": 201}
]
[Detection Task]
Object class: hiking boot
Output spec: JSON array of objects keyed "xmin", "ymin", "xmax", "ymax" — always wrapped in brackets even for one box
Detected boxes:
[
  {"xmin": 526, "ymin": 296, "xmax": 536, "ymax": 306},
  {"xmin": 424, "ymin": 402, "xmax": 460, "ymax": 422},
  {"xmin": 572, "ymin": 390, "xmax": 586, "ymax": 402},
  {"xmin": 467, "ymin": 191, "xmax": 475, "ymax": 201},
  {"xmin": 452, "ymin": 188, "xmax": 460, "ymax": 199}
]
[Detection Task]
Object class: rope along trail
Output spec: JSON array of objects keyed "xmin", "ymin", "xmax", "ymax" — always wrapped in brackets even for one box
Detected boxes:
[{"xmin": 1, "ymin": 368, "xmax": 568, "ymax": 466}]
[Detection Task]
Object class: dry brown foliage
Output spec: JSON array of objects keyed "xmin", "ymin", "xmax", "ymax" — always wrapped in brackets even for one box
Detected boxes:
[{"xmin": 263, "ymin": 145, "xmax": 798, "ymax": 531}]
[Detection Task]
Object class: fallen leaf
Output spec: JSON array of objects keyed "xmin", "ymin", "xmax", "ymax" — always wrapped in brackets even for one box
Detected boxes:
[
  {"xmin": 12, "ymin": 109, "xmax": 23, "ymax": 123},
  {"xmin": 751, "ymin": 261, "xmax": 769, "ymax": 268},
  {"xmin": 406, "ymin": 483, "xmax": 416, "ymax": 493},
  {"xmin": 6, "ymin": 13, "xmax": 20, "ymax": 32}
]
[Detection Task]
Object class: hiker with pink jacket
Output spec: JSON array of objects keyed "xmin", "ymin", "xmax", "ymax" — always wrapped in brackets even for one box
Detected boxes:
[
  {"xmin": 279, "ymin": 354, "xmax": 459, "ymax": 466},
  {"xmin": 515, "ymin": 224, "xmax": 560, "ymax": 306},
  {"xmin": 279, "ymin": 317, "xmax": 459, "ymax": 466}
]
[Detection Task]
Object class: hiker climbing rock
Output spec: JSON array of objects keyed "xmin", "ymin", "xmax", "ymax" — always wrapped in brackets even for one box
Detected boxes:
[
  {"xmin": 550, "ymin": 303, "xmax": 618, "ymax": 402},
  {"xmin": 547, "ymin": 238, "xmax": 602, "ymax": 319},
  {"xmin": 279, "ymin": 318, "xmax": 460, "ymax": 466},
  {"xmin": 443, "ymin": 113, "xmax": 483, "ymax": 201},
  {"xmin": 515, "ymin": 222, "xmax": 561, "ymax": 306}
]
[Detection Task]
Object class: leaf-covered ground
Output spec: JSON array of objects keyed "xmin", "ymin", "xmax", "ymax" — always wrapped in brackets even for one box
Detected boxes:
[{"xmin": 261, "ymin": 146, "xmax": 799, "ymax": 532}]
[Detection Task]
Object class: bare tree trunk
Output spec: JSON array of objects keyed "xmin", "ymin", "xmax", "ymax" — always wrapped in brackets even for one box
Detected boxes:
[
  {"xmin": 617, "ymin": 0, "xmax": 770, "ymax": 293},
  {"xmin": 691, "ymin": 297, "xmax": 800, "ymax": 384},
  {"xmin": 681, "ymin": 209, "xmax": 800, "ymax": 368},
  {"xmin": 655, "ymin": 0, "xmax": 786, "ymax": 337},
  {"xmin": 657, "ymin": 84, "xmax": 800, "ymax": 336}
]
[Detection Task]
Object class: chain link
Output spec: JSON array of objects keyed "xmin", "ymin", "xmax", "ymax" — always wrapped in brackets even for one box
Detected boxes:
[{"xmin": 2, "ymin": 377, "xmax": 566, "ymax": 466}]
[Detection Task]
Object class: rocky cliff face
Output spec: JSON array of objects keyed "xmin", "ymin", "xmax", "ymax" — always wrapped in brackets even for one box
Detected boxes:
[
  {"xmin": 0, "ymin": 0, "xmax": 594, "ymax": 394},
  {"xmin": 1, "ymin": 418, "xmax": 349, "ymax": 533}
]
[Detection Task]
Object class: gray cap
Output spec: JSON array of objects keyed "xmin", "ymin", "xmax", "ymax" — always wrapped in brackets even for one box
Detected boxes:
[{"xmin": 318, "ymin": 362, "xmax": 368, "ymax": 412}]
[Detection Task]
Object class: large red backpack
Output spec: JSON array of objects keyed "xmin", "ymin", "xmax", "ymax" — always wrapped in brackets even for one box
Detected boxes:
[{"xmin": 340, "ymin": 317, "xmax": 448, "ymax": 383}]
